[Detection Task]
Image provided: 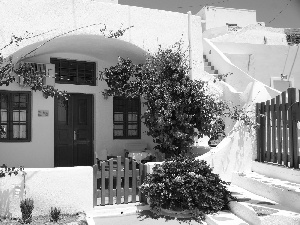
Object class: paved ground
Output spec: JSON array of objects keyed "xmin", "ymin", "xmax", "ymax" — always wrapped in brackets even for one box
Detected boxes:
[{"xmin": 92, "ymin": 210, "xmax": 206, "ymax": 225}]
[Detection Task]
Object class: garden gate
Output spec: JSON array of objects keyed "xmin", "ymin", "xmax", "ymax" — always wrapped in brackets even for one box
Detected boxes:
[
  {"xmin": 256, "ymin": 88, "xmax": 300, "ymax": 169},
  {"xmin": 93, "ymin": 156, "xmax": 147, "ymax": 206}
]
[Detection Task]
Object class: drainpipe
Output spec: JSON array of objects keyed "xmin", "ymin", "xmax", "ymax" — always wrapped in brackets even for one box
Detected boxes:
[{"xmin": 188, "ymin": 11, "xmax": 193, "ymax": 79}]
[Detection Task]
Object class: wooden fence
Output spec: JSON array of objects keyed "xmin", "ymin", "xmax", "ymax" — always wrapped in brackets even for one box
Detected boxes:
[
  {"xmin": 93, "ymin": 156, "xmax": 147, "ymax": 206},
  {"xmin": 256, "ymin": 88, "xmax": 300, "ymax": 169}
]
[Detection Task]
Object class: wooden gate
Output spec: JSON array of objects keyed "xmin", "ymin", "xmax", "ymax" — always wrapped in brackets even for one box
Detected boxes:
[
  {"xmin": 256, "ymin": 88, "xmax": 300, "ymax": 169},
  {"xmin": 93, "ymin": 156, "xmax": 147, "ymax": 206}
]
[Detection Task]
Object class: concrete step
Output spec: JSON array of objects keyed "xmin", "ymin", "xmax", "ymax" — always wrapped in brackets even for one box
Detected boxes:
[
  {"xmin": 231, "ymin": 171, "xmax": 300, "ymax": 213},
  {"xmin": 228, "ymin": 185, "xmax": 300, "ymax": 225},
  {"xmin": 206, "ymin": 210, "xmax": 249, "ymax": 225},
  {"xmin": 86, "ymin": 202, "xmax": 150, "ymax": 219},
  {"xmin": 204, "ymin": 66, "xmax": 218, "ymax": 74},
  {"xmin": 204, "ymin": 61, "xmax": 212, "ymax": 66},
  {"xmin": 252, "ymin": 161, "xmax": 300, "ymax": 184}
]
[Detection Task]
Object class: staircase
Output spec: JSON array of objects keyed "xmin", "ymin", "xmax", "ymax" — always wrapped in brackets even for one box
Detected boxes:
[
  {"xmin": 203, "ymin": 54, "xmax": 219, "ymax": 75},
  {"xmin": 203, "ymin": 54, "xmax": 228, "ymax": 82},
  {"xmin": 205, "ymin": 161, "xmax": 300, "ymax": 225}
]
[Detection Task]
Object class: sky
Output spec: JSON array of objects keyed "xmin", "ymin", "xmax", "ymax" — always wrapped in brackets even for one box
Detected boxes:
[{"xmin": 119, "ymin": 0, "xmax": 300, "ymax": 29}]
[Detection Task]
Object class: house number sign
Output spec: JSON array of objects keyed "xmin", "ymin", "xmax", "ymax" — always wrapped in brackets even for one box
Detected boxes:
[{"xmin": 38, "ymin": 110, "xmax": 49, "ymax": 117}]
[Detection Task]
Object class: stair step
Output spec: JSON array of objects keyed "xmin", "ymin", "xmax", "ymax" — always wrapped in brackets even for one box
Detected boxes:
[
  {"xmin": 204, "ymin": 61, "xmax": 212, "ymax": 66},
  {"xmin": 252, "ymin": 161, "xmax": 300, "ymax": 184},
  {"xmin": 231, "ymin": 171, "xmax": 300, "ymax": 212},
  {"xmin": 206, "ymin": 210, "xmax": 249, "ymax": 225},
  {"xmin": 87, "ymin": 203, "xmax": 150, "ymax": 218},
  {"xmin": 204, "ymin": 66, "xmax": 218, "ymax": 74},
  {"xmin": 228, "ymin": 185, "xmax": 300, "ymax": 225}
]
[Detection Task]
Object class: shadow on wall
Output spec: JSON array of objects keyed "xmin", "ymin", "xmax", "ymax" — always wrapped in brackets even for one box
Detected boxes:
[
  {"xmin": 196, "ymin": 81, "xmax": 278, "ymax": 182},
  {"xmin": 0, "ymin": 171, "xmax": 36, "ymax": 218}
]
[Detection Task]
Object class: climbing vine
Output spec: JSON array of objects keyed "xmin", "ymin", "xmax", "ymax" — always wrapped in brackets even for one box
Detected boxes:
[
  {"xmin": 0, "ymin": 23, "xmax": 133, "ymax": 101},
  {"xmin": 0, "ymin": 164, "xmax": 24, "ymax": 178}
]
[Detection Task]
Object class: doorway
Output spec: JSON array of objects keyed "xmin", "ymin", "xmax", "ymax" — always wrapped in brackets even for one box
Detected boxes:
[{"xmin": 54, "ymin": 94, "xmax": 94, "ymax": 167}]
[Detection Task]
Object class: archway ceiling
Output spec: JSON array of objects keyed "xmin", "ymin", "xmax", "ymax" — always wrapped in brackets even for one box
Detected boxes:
[{"xmin": 12, "ymin": 34, "xmax": 147, "ymax": 64}]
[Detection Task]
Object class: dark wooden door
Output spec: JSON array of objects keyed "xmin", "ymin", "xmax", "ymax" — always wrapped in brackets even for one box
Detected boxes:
[{"xmin": 54, "ymin": 94, "xmax": 93, "ymax": 167}]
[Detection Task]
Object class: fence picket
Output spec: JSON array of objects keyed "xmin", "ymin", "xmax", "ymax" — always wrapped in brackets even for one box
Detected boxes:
[
  {"xmin": 124, "ymin": 158, "xmax": 129, "ymax": 204},
  {"xmin": 260, "ymin": 102, "xmax": 266, "ymax": 162},
  {"xmin": 138, "ymin": 163, "xmax": 143, "ymax": 201},
  {"xmin": 116, "ymin": 156, "xmax": 122, "ymax": 204},
  {"xmin": 271, "ymin": 98, "xmax": 276, "ymax": 163},
  {"xmin": 101, "ymin": 161, "xmax": 106, "ymax": 206},
  {"xmin": 266, "ymin": 100, "xmax": 271, "ymax": 162},
  {"xmin": 256, "ymin": 103, "xmax": 262, "ymax": 162},
  {"xmin": 282, "ymin": 91, "xmax": 288, "ymax": 166},
  {"xmin": 288, "ymin": 88, "xmax": 296, "ymax": 167},
  {"xmin": 276, "ymin": 95, "xmax": 282, "ymax": 165},
  {"xmin": 108, "ymin": 158, "xmax": 114, "ymax": 205},
  {"xmin": 132, "ymin": 160, "xmax": 137, "ymax": 203}
]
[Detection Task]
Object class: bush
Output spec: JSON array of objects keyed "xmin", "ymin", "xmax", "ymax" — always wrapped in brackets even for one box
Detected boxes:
[
  {"xmin": 50, "ymin": 207, "xmax": 61, "ymax": 222},
  {"xmin": 140, "ymin": 154, "xmax": 235, "ymax": 221},
  {"xmin": 20, "ymin": 198, "xmax": 34, "ymax": 224}
]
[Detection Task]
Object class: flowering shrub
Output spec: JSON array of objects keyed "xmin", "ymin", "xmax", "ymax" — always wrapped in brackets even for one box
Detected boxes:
[
  {"xmin": 140, "ymin": 154, "xmax": 234, "ymax": 221},
  {"xmin": 101, "ymin": 43, "xmax": 257, "ymax": 156}
]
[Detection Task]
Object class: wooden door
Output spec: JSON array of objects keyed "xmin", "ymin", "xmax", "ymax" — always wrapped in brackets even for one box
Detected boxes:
[{"xmin": 54, "ymin": 94, "xmax": 93, "ymax": 167}]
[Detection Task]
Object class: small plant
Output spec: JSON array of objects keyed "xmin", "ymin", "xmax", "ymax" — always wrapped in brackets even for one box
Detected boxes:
[
  {"xmin": 20, "ymin": 198, "xmax": 34, "ymax": 224},
  {"xmin": 50, "ymin": 207, "xmax": 61, "ymax": 222},
  {"xmin": 140, "ymin": 154, "xmax": 235, "ymax": 221}
]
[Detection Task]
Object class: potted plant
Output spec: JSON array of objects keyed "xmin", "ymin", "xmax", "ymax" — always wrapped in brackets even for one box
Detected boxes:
[{"xmin": 140, "ymin": 154, "xmax": 235, "ymax": 221}]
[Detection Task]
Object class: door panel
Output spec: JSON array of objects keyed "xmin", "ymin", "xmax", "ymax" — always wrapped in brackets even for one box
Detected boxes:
[{"xmin": 54, "ymin": 94, "xmax": 93, "ymax": 167}]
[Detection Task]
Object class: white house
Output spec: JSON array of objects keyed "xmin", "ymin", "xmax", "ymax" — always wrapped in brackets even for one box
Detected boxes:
[
  {"xmin": 199, "ymin": 6, "xmax": 300, "ymax": 93},
  {"xmin": 0, "ymin": 0, "xmax": 203, "ymax": 168}
]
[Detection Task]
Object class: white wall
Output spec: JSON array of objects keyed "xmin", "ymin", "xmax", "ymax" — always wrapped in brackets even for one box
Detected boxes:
[
  {"xmin": 0, "ymin": 0, "xmax": 203, "ymax": 77},
  {"xmin": 0, "ymin": 83, "xmax": 55, "ymax": 168},
  {"xmin": 0, "ymin": 0, "xmax": 204, "ymax": 168},
  {"xmin": 0, "ymin": 167, "xmax": 93, "ymax": 217},
  {"xmin": 214, "ymin": 42, "xmax": 300, "ymax": 90},
  {"xmin": 203, "ymin": 38, "xmax": 281, "ymax": 98},
  {"xmin": 197, "ymin": 6, "xmax": 257, "ymax": 31}
]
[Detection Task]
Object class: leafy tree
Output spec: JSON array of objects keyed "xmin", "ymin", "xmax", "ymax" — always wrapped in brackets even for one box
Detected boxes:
[{"xmin": 101, "ymin": 43, "xmax": 232, "ymax": 156}]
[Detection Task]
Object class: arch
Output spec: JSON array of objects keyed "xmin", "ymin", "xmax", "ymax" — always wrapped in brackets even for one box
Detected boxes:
[{"xmin": 11, "ymin": 34, "xmax": 147, "ymax": 65}]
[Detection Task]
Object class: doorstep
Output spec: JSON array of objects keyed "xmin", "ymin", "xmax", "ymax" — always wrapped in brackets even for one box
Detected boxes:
[{"xmin": 86, "ymin": 202, "xmax": 150, "ymax": 219}]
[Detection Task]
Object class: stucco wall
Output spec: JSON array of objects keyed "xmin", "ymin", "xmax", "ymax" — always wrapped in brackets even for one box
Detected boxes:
[
  {"xmin": 213, "ymin": 42, "xmax": 300, "ymax": 90},
  {"xmin": 0, "ymin": 0, "xmax": 203, "ymax": 77},
  {"xmin": 197, "ymin": 6, "xmax": 257, "ymax": 31},
  {"xmin": 0, "ymin": 166, "xmax": 93, "ymax": 217},
  {"xmin": 0, "ymin": 0, "xmax": 204, "ymax": 168},
  {"xmin": 203, "ymin": 38, "xmax": 280, "ymax": 97},
  {"xmin": 0, "ymin": 83, "xmax": 55, "ymax": 168}
]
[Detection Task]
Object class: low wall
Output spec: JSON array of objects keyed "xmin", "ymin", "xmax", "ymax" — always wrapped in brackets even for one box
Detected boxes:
[{"xmin": 0, "ymin": 166, "xmax": 93, "ymax": 218}]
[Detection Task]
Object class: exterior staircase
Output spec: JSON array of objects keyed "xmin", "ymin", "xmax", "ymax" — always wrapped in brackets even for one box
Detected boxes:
[
  {"xmin": 205, "ymin": 161, "xmax": 300, "ymax": 225},
  {"xmin": 203, "ymin": 54, "xmax": 228, "ymax": 82},
  {"xmin": 203, "ymin": 54, "xmax": 219, "ymax": 75}
]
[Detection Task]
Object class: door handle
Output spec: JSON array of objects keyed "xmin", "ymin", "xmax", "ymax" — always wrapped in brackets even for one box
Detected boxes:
[{"xmin": 74, "ymin": 130, "xmax": 77, "ymax": 141}]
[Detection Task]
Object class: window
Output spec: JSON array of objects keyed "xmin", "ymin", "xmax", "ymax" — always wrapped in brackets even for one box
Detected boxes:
[
  {"xmin": 0, "ymin": 91, "xmax": 31, "ymax": 142},
  {"xmin": 50, "ymin": 58, "xmax": 96, "ymax": 85},
  {"xmin": 113, "ymin": 97, "xmax": 141, "ymax": 139}
]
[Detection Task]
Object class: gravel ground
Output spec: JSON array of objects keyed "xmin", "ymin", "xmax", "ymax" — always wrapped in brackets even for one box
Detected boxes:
[
  {"xmin": 0, "ymin": 212, "xmax": 87, "ymax": 225},
  {"xmin": 93, "ymin": 210, "xmax": 206, "ymax": 225}
]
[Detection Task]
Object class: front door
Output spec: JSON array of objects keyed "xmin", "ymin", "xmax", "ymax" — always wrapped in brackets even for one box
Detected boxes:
[{"xmin": 54, "ymin": 94, "xmax": 93, "ymax": 167}]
